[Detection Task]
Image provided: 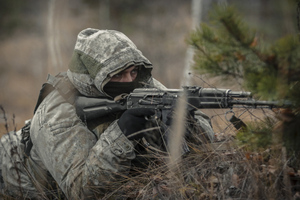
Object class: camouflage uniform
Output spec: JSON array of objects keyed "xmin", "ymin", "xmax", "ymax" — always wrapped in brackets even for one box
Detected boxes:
[{"xmin": 0, "ymin": 29, "xmax": 215, "ymax": 199}]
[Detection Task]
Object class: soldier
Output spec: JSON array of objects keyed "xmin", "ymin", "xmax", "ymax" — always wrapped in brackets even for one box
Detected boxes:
[{"xmin": 0, "ymin": 28, "xmax": 214, "ymax": 199}]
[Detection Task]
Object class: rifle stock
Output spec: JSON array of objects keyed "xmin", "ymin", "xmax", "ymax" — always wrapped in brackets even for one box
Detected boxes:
[{"xmin": 75, "ymin": 96, "xmax": 126, "ymax": 122}]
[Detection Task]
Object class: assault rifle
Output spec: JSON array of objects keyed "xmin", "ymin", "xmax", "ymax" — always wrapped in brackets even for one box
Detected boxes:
[
  {"xmin": 76, "ymin": 86, "xmax": 291, "ymax": 153},
  {"xmin": 76, "ymin": 86, "xmax": 290, "ymax": 123}
]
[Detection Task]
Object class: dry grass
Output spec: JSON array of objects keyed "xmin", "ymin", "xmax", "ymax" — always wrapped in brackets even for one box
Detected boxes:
[
  {"xmin": 1, "ymin": 104, "xmax": 298, "ymax": 200},
  {"xmin": 99, "ymin": 136, "xmax": 293, "ymax": 200}
]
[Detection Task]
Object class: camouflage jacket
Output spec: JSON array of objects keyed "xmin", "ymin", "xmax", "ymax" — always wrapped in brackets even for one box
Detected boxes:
[{"xmin": 0, "ymin": 29, "xmax": 215, "ymax": 199}]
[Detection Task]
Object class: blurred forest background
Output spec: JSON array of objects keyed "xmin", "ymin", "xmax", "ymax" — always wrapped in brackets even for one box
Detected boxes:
[{"xmin": 0, "ymin": 0, "xmax": 297, "ymax": 132}]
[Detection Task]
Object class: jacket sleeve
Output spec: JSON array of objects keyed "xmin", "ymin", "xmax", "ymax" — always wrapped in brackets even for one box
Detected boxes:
[{"xmin": 29, "ymin": 90, "xmax": 135, "ymax": 199}]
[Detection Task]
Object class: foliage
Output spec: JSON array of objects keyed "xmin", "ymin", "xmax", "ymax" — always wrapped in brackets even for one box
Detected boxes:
[
  {"xmin": 236, "ymin": 116, "xmax": 275, "ymax": 152},
  {"xmin": 187, "ymin": 5, "xmax": 300, "ymax": 105},
  {"xmin": 99, "ymin": 144, "xmax": 293, "ymax": 200},
  {"xmin": 0, "ymin": 0, "xmax": 24, "ymax": 37},
  {"xmin": 187, "ymin": 4, "xmax": 300, "ymax": 172},
  {"xmin": 0, "ymin": 0, "xmax": 45, "ymax": 39}
]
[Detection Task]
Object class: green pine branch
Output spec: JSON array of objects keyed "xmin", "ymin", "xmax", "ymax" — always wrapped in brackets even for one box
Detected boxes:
[{"xmin": 187, "ymin": 5, "xmax": 300, "ymax": 105}]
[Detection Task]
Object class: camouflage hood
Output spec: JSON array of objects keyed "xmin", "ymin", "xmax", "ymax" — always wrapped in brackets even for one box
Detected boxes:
[{"xmin": 67, "ymin": 28, "xmax": 153, "ymax": 97}]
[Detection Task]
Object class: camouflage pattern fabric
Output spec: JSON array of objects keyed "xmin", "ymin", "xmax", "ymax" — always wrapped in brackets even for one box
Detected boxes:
[{"xmin": 0, "ymin": 28, "xmax": 215, "ymax": 199}]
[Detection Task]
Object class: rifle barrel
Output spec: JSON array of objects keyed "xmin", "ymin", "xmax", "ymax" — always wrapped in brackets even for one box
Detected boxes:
[{"xmin": 229, "ymin": 99, "xmax": 290, "ymax": 108}]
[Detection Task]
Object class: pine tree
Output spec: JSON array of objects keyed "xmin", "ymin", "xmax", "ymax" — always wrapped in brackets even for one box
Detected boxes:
[
  {"xmin": 187, "ymin": 5, "xmax": 300, "ymax": 168},
  {"xmin": 187, "ymin": 5, "xmax": 300, "ymax": 103}
]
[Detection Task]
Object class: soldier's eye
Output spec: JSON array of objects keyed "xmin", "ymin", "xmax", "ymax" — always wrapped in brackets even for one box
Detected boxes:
[
  {"xmin": 131, "ymin": 69, "xmax": 137, "ymax": 75},
  {"xmin": 112, "ymin": 73, "xmax": 122, "ymax": 78},
  {"xmin": 110, "ymin": 73, "xmax": 122, "ymax": 81},
  {"xmin": 131, "ymin": 67, "xmax": 139, "ymax": 74}
]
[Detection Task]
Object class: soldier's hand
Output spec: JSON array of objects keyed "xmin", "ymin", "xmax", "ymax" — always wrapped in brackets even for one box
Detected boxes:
[{"xmin": 118, "ymin": 108, "xmax": 155, "ymax": 139}]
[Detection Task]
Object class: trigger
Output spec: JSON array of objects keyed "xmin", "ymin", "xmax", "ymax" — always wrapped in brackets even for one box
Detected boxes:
[{"xmin": 145, "ymin": 109, "xmax": 161, "ymax": 121}]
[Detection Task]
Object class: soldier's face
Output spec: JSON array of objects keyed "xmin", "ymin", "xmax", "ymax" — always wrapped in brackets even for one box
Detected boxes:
[{"xmin": 110, "ymin": 66, "xmax": 138, "ymax": 82}]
